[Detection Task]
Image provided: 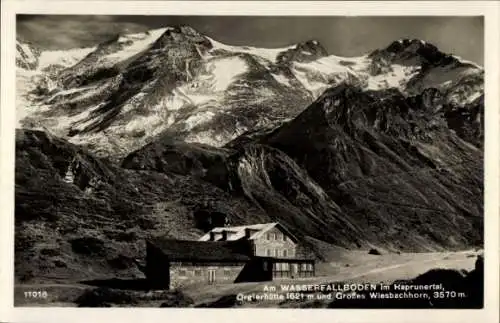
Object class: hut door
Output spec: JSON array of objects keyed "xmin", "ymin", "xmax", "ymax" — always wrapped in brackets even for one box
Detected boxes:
[
  {"xmin": 208, "ymin": 269, "xmax": 216, "ymax": 284},
  {"xmin": 291, "ymin": 264, "xmax": 299, "ymax": 277}
]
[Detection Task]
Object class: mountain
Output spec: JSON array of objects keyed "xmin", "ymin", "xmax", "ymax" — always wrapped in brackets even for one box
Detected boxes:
[
  {"xmin": 263, "ymin": 85, "xmax": 483, "ymax": 249},
  {"xmin": 125, "ymin": 84, "xmax": 483, "ymax": 251},
  {"xmin": 122, "ymin": 139, "xmax": 365, "ymax": 248},
  {"xmin": 15, "ymin": 26, "xmax": 483, "ymax": 282},
  {"xmin": 17, "ymin": 27, "xmax": 483, "ymax": 159},
  {"xmin": 16, "ymin": 39, "xmax": 96, "ymax": 125}
]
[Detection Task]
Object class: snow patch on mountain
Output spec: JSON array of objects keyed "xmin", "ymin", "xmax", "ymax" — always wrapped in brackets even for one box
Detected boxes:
[
  {"xmin": 294, "ymin": 55, "xmax": 367, "ymax": 75},
  {"xmin": 366, "ymin": 64, "xmax": 421, "ymax": 91},
  {"xmin": 44, "ymin": 85, "xmax": 96, "ymax": 104},
  {"xmin": 17, "ymin": 41, "xmax": 39, "ymax": 69},
  {"xmin": 452, "ymin": 55, "xmax": 483, "ymax": 70},
  {"xmin": 16, "ymin": 69, "xmax": 40, "ymax": 125},
  {"xmin": 58, "ymin": 103, "xmax": 104, "ymax": 132},
  {"xmin": 171, "ymin": 87, "xmax": 217, "ymax": 108},
  {"xmin": 207, "ymin": 37, "xmax": 295, "ymax": 63},
  {"xmin": 121, "ymin": 111, "xmax": 167, "ymax": 134},
  {"xmin": 184, "ymin": 111, "xmax": 216, "ymax": 131},
  {"xmin": 290, "ymin": 55, "xmax": 366, "ymax": 96},
  {"xmin": 466, "ymin": 91, "xmax": 482, "ymax": 103},
  {"xmin": 271, "ymin": 73, "xmax": 292, "ymax": 87},
  {"xmin": 417, "ymin": 66, "xmax": 480, "ymax": 91},
  {"xmin": 38, "ymin": 47, "xmax": 96, "ymax": 71},
  {"xmin": 104, "ymin": 28, "xmax": 169, "ymax": 63},
  {"xmin": 208, "ymin": 57, "xmax": 249, "ymax": 91},
  {"xmin": 184, "ymin": 125, "xmax": 248, "ymax": 148},
  {"xmin": 290, "ymin": 67, "xmax": 328, "ymax": 97}
]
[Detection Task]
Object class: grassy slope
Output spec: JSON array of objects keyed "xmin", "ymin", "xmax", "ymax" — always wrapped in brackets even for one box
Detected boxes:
[{"xmin": 15, "ymin": 129, "xmax": 269, "ymax": 283}]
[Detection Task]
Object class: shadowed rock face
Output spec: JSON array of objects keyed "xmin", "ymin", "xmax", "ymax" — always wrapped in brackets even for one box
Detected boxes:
[
  {"xmin": 371, "ymin": 39, "xmax": 470, "ymax": 68},
  {"xmin": 444, "ymin": 94, "xmax": 484, "ymax": 148},
  {"xmin": 276, "ymin": 40, "xmax": 329, "ymax": 65},
  {"xmin": 121, "ymin": 136, "xmax": 231, "ymax": 178},
  {"xmin": 262, "ymin": 84, "xmax": 483, "ymax": 251},
  {"xmin": 122, "ymin": 138, "xmax": 364, "ymax": 248},
  {"xmin": 123, "ymin": 84, "xmax": 483, "ymax": 252}
]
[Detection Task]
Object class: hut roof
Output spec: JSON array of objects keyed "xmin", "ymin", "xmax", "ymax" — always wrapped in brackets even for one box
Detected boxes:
[
  {"xmin": 198, "ymin": 222, "xmax": 299, "ymax": 242},
  {"xmin": 147, "ymin": 238, "xmax": 251, "ymax": 262}
]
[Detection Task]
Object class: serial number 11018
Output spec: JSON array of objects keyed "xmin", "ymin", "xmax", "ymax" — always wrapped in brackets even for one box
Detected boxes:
[{"xmin": 24, "ymin": 291, "xmax": 48, "ymax": 299}]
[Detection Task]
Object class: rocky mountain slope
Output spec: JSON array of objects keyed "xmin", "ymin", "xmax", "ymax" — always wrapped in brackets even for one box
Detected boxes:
[
  {"xmin": 265, "ymin": 85, "xmax": 483, "ymax": 248},
  {"xmin": 15, "ymin": 126, "xmax": 366, "ymax": 282},
  {"xmin": 15, "ymin": 25, "xmax": 483, "ymax": 282},
  {"xmin": 124, "ymin": 84, "xmax": 483, "ymax": 251},
  {"xmin": 15, "ymin": 129, "xmax": 270, "ymax": 282}
]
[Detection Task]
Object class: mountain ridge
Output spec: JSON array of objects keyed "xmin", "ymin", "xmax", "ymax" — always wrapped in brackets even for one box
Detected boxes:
[{"xmin": 17, "ymin": 25, "xmax": 483, "ymax": 159}]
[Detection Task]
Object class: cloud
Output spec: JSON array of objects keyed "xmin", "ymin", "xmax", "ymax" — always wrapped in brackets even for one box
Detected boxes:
[{"xmin": 17, "ymin": 15, "xmax": 149, "ymax": 49}]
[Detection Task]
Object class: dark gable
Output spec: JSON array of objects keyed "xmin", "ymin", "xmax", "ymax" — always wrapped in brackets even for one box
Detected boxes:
[
  {"xmin": 148, "ymin": 238, "xmax": 252, "ymax": 262},
  {"xmin": 274, "ymin": 223, "xmax": 299, "ymax": 243}
]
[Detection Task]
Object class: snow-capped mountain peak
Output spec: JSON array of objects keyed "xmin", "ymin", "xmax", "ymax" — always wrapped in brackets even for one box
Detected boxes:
[{"xmin": 16, "ymin": 26, "xmax": 483, "ymax": 158}]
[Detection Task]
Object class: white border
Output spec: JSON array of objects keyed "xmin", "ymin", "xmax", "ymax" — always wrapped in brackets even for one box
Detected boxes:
[{"xmin": 1, "ymin": 1, "xmax": 499, "ymax": 323}]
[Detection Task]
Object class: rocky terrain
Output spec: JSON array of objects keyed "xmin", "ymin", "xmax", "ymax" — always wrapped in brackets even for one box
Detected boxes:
[
  {"xmin": 124, "ymin": 84, "xmax": 483, "ymax": 251},
  {"xmin": 15, "ymin": 25, "xmax": 483, "ymax": 286}
]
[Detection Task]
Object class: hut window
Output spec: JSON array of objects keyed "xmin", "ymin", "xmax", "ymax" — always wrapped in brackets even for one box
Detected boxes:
[
  {"xmin": 179, "ymin": 269, "xmax": 187, "ymax": 276},
  {"xmin": 276, "ymin": 249, "xmax": 281, "ymax": 257},
  {"xmin": 266, "ymin": 249, "xmax": 271, "ymax": 256},
  {"xmin": 301, "ymin": 263, "xmax": 308, "ymax": 271},
  {"xmin": 307, "ymin": 263, "xmax": 313, "ymax": 271},
  {"xmin": 224, "ymin": 269, "xmax": 231, "ymax": 277},
  {"xmin": 283, "ymin": 249, "xmax": 288, "ymax": 257},
  {"xmin": 194, "ymin": 269, "xmax": 202, "ymax": 276},
  {"xmin": 273, "ymin": 233, "xmax": 277, "ymax": 240},
  {"xmin": 283, "ymin": 235, "xmax": 287, "ymax": 241},
  {"xmin": 283, "ymin": 263, "xmax": 289, "ymax": 271},
  {"xmin": 266, "ymin": 233, "xmax": 271, "ymax": 240}
]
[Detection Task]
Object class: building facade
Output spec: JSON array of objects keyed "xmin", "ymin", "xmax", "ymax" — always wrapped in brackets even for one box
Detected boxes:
[
  {"xmin": 168, "ymin": 261, "xmax": 247, "ymax": 289},
  {"xmin": 146, "ymin": 222, "xmax": 315, "ymax": 289}
]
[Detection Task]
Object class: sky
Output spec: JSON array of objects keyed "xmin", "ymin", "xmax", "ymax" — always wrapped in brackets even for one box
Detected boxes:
[{"xmin": 17, "ymin": 15, "xmax": 484, "ymax": 64}]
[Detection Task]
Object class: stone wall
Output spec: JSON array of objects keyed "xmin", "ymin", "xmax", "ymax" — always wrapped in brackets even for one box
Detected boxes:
[
  {"xmin": 253, "ymin": 226, "xmax": 297, "ymax": 258},
  {"xmin": 169, "ymin": 262, "xmax": 246, "ymax": 289}
]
